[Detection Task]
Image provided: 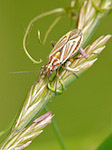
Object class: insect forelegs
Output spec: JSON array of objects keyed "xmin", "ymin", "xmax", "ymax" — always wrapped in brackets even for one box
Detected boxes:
[
  {"xmin": 37, "ymin": 66, "xmax": 45, "ymax": 82},
  {"xmin": 47, "ymin": 69, "xmax": 65, "ymax": 94}
]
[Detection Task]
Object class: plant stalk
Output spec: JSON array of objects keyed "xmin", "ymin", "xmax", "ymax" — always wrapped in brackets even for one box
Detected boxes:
[{"xmin": 45, "ymin": 106, "xmax": 66, "ymax": 150}]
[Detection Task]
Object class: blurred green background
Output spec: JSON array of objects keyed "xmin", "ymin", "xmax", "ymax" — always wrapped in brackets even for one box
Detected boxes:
[{"xmin": 0, "ymin": 0, "xmax": 112, "ymax": 149}]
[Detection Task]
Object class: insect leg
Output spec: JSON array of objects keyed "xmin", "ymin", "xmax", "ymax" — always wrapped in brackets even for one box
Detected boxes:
[
  {"xmin": 37, "ymin": 66, "xmax": 45, "ymax": 82},
  {"xmin": 55, "ymin": 69, "xmax": 68, "ymax": 92},
  {"xmin": 55, "ymin": 69, "xmax": 59, "ymax": 94},
  {"xmin": 47, "ymin": 70, "xmax": 63, "ymax": 94},
  {"xmin": 47, "ymin": 72, "xmax": 51, "ymax": 82},
  {"xmin": 51, "ymin": 41, "xmax": 56, "ymax": 47},
  {"xmin": 62, "ymin": 65, "xmax": 79, "ymax": 78},
  {"xmin": 79, "ymin": 47, "xmax": 88, "ymax": 59},
  {"xmin": 76, "ymin": 51, "xmax": 99, "ymax": 59},
  {"xmin": 37, "ymin": 71, "xmax": 42, "ymax": 82}
]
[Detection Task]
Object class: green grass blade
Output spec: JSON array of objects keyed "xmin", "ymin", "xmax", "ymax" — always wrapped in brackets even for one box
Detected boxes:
[{"xmin": 97, "ymin": 134, "xmax": 112, "ymax": 150}]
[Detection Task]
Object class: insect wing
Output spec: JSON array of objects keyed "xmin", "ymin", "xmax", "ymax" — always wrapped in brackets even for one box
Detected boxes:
[
  {"xmin": 60, "ymin": 40, "xmax": 78, "ymax": 63},
  {"xmin": 70, "ymin": 35, "xmax": 83, "ymax": 58},
  {"xmin": 49, "ymin": 29, "xmax": 83, "ymax": 64},
  {"xmin": 49, "ymin": 34, "xmax": 69, "ymax": 58},
  {"xmin": 60, "ymin": 30, "xmax": 83, "ymax": 63}
]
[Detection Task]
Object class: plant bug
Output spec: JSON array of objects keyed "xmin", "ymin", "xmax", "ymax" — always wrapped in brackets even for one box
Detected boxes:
[{"xmin": 38, "ymin": 29, "xmax": 87, "ymax": 92}]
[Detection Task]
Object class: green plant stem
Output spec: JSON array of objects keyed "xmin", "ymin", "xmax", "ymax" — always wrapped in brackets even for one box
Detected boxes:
[
  {"xmin": 39, "ymin": 16, "xmax": 62, "ymax": 45},
  {"xmin": 44, "ymin": 106, "xmax": 66, "ymax": 150},
  {"xmin": 52, "ymin": 119, "xmax": 66, "ymax": 150},
  {"xmin": 23, "ymin": 8, "xmax": 65, "ymax": 64}
]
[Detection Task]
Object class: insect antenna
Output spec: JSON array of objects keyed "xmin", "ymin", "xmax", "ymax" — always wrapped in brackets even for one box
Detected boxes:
[{"xmin": 10, "ymin": 70, "xmax": 41, "ymax": 74}]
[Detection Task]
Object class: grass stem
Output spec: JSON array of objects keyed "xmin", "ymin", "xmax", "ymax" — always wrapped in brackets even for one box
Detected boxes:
[{"xmin": 45, "ymin": 106, "xmax": 66, "ymax": 150}]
